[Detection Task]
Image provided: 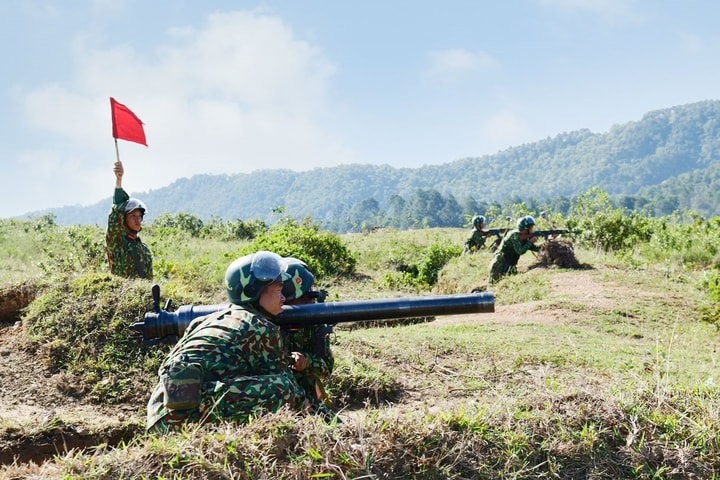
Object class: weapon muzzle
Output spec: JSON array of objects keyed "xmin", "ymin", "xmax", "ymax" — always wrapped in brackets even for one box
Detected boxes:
[{"xmin": 131, "ymin": 303, "xmax": 231, "ymax": 344}]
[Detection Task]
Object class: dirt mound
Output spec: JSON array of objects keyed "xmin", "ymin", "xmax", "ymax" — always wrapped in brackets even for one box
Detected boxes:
[
  {"xmin": 536, "ymin": 238, "xmax": 584, "ymax": 268},
  {"xmin": 0, "ymin": 281, "xmax": 37, "ymax": 322}
]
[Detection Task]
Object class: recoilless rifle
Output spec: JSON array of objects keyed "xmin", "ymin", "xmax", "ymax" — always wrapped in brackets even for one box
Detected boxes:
[{"xmin": 132, "ymin": 284, "xmax": 496, "ymax": 346}]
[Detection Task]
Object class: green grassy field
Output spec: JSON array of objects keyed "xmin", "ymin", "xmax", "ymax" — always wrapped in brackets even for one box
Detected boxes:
[{"xmin": 0, "ymin": 217, "xmax": 718, "ymax": 478}]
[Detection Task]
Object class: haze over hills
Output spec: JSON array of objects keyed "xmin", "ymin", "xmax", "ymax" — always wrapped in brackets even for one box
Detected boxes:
[{"xmin": 33, "ymin": 100, "xmax": 720, "ymax": 231}]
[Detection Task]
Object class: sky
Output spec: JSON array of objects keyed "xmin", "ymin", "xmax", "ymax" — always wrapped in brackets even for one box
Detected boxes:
[{"xmin": 1, "ymin": 0, "xmax": 719, "ymax": 218}]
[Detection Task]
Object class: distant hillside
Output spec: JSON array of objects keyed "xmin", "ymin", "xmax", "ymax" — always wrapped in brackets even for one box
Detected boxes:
[{"xmin": 42, "ymin": 100, "xmax": 720, "ymax": 229}]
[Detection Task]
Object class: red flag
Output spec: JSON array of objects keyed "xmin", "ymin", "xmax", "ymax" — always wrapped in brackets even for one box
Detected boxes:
[{"xmin": 110, "ymin": 97, "xmax": 147, "ymax": 146}]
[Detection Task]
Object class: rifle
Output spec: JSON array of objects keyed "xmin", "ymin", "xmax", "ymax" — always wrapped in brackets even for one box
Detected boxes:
[
  {"xmin": 533, "ymin": 229, "xmax": 570, "ymax": 239},
  {"xmin": 483, "ymin": 228, "xmax": 509, "ymax": 237},
  {"xmin": 131, "ymin": 285, "xmax": 495, "ymax": 346}
]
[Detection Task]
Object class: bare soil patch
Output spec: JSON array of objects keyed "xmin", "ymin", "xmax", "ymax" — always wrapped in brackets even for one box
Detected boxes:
[
  {"xmin": 432, "ymin": 268, "xmax": 620, "ymax": 328},
  {"xmin": 0, "ymin": 322, "xmax": 142, "ymax": 466}
]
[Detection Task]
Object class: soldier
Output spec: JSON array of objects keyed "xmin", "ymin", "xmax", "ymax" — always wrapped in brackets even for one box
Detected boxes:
[
  {"xmin": 106, "ymin": 160, "xmax": 153, "ymax": 279},
  {"xmin": 282, "ymin": 258, "xmax": 334, "ymax": 406},
  {"xmin": 463, "ymin": 215, "xmax": 493, "ymax": 254},
  {"xmin": 488, "ymin": 215, "xmax": 540, "ymax": 283},
  {"xmin": 146, "ymin": 251, "xmax": 311, "ymax": 433}
]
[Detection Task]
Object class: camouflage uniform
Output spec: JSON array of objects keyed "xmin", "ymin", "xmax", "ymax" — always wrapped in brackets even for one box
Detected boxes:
[
  {"xmin": 286, "ymin": 326, "xmax": 334, "ymax": 403},
  {"xmin": 146, "ymin": 305, "xmax": 308, "ymax": 432},
  {"xmin": 488, "ymin": 230, "xmax": 540, "ymax": 283},
  {"xmin": 464, "ymin": 228, "xmax": 487, "ymax": 253},
  {"xmin": 105, "ymin": 188, "xmax": 153, "ymax": 279}
]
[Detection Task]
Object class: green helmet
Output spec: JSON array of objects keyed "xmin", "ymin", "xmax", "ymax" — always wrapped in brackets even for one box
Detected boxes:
[
  {"xmin": 517, "ymin": 215, "xmax": 536, "ymax": 231},
  {"xmin": 472, "ymin": 215, "xmax": 485, "ymax": 227},
  {"xmin": 282, "ymin": 257, "xmax": 315, "ymax": 301},
  {"xmin": 225, "ymin": 251, "xmax": 290, "ymax": 305}
]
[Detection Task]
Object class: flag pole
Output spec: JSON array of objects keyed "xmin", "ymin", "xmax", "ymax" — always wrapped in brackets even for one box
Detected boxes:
[{"xmin": 114, "ymin": 138, "xmax": 120, "ymax": 163}]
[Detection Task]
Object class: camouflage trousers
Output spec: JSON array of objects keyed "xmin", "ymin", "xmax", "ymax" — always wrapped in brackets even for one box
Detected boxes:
[
  {"xmin": 147, "ymin": 373, "xmax": 306, "ymax": 432},
  {"xmin": 488, "ymin": 257, "xmax": 518, "ymax": 284}
]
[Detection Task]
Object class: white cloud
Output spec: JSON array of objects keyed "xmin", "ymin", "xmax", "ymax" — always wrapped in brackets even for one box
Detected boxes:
[{"xmin": 14, "ymin": 10, "xmax": 355, "ymax": 214}]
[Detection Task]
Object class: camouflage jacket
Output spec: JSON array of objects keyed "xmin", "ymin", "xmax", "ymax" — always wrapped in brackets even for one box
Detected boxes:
[
  {"xmin": 489, "ymin": 230, "xmax": 541, "ymax": 283},
  {"xmin": 464, "ymin": 228, "xmax": 487, "ymax": 252},
  {"xmin": 286, "ymin": 325, "xmax": 334, "ymax": 401},
  {"xmin": 105, "ymin": 188, "xmax": 153, "ymax": 279},
  {"xmin": 146, "ymin": 305, "xmax": 308, "ymax": 431},
  {"xmin": 495, "ymin": 230, "xmax": 540, "ymax": 265}
]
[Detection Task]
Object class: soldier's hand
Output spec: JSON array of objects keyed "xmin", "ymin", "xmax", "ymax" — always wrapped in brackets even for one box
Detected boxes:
[
  {"xmin": 113, "ymin": 161, "xmax": 124, "ymax": 179},
  {"xmin": 291, "ymin": 351, "xmax": 307, "ymax": 371}
]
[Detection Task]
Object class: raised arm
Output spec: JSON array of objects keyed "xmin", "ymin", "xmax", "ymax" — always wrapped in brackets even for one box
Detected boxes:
[{"xmin": 114, "ymin": 160, "xmax": 124, "ymax": 189}]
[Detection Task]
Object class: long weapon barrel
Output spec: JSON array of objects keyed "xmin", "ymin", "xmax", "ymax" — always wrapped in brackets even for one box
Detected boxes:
[
  {"xmin": 132, "ymin": 292, "xmax": 495, "ymax": 345},
  {"xmin": 485, "ymin": 228, "xmax": 509, "ymax": 236}
]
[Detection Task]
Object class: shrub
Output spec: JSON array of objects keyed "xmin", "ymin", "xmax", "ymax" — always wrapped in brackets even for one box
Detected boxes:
[
  {"xmin": 37, "ymin": 224, "xmax": 107, "ymax": 275},
  {"xmin": 568, "ymin": 187, "xmax": 653, "ymax": 252},
  {"xmin": 245, "ymin": 217, "xmax": 357, "ymax": 279},
  {"xmin": 381, "ymin": 242, "xmax": 462, "ymax": 289},
  {"xmin": 699, "ymin": 266, "xmax": 720, "ymax": 329},
  {"xmin": 152, "ymin": 212, "xmax": 204, "ymax": 237},
  {"xmin": 200, "ymin": 216, "xmax": 267, "ymax": 241}
]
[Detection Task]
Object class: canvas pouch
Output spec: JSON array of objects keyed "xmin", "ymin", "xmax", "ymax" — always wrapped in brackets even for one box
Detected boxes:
[{"xmin": 162, "ymin": 355, "xmax": 204, "ymax": 410}]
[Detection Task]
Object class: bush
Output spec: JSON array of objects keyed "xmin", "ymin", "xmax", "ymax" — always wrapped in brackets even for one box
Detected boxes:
[
  {"xmin": 245, "ymin": 217, "xmax": 357, "ymax": 279},
  {"xmin": 700, "ymin": 266, "xmax": 720, "ymax": 329},
  {"xmin": 200, "ymin": 216, "xmax": 267, "ymax": 241},
  {"xmin": 381, "ymin": 242, "xmax": 462, "ymax": 289},
  {"xmin": 152, "ymin": 212, "xmax": 204, "ymax": 237},
  {"xmin": 37, "ymin": 224, "xmax": 107, "ymax": 275},
  {"xmin": 568, "ymin": 187, "xmax": 653, "ymax": 252}
]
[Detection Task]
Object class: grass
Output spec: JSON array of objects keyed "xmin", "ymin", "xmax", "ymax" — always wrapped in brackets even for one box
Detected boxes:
[{"xmin": 0, "ymin": 221, "xmax": 719, "ymax": 478}]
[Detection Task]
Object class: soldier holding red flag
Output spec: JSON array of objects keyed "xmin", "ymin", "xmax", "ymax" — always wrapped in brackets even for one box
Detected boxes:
[
  {"xmin": 106, "ymin": 98, "xmax": 153, "ymax": 279},
  {"xmin": 105, "ymin": 160, "xmax": 153, "ymax": 279}
]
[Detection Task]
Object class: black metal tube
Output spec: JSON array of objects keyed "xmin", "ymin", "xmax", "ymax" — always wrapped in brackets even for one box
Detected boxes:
[
  {"xmin": 132, "ymin": 292, "xmax": 494, "ymax": 344},
  {"xmin": 276, "ymin": 292, "xmax": 494, "ymax": 326}
]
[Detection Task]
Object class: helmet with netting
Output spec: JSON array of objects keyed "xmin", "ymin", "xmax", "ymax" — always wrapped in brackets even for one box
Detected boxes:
[
  {"xmin": 472, "ymin": 215, "xmax": 485, "ymax": 227},
  {"xmin": 225, "ymin": 251, "xmax": 290, "ymax": 305},
  {"xmin": 517, "ymin": 215, "xmax": 536, "ymax": 231}
]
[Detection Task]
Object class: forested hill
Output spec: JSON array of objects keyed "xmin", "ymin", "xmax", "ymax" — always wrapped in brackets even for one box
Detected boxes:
[{"xmin": 43, "ymin": 100, "xmax": 720, "ymax": 230}]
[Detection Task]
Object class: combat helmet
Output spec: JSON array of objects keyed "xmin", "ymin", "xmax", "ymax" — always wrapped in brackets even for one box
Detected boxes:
[
  {"xmin": 282, "ymin": 257, "xmax": 315, "ymax": 301},
  {"xmin": 124, "ymin": 198, "xmax": 147, "ymax": 216},
  {"xmin": 472, "ymin": 215, "xmax": 485, "ymax": 227},
  {"xmin": 517, "ymin": 215, "xmax": 536, "ymax": 231},
  {"xmin": 225, "ymin": 251, "xmax": 290, "ymax": 305}
]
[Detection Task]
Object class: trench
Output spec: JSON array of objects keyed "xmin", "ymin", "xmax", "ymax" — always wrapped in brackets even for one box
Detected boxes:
[
  {"xmin": 0, "ymin": 281, "xmax": 145, "ymax": 467},
  {"xmin": 0, "ymin": 424, "xmax": 142, "ymax": 466}
]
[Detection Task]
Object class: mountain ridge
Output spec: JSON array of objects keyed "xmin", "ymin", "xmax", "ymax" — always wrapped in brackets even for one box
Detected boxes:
[{"xmin": 31, "ymin": 99, "xmax": 720, "ymax": 228}]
